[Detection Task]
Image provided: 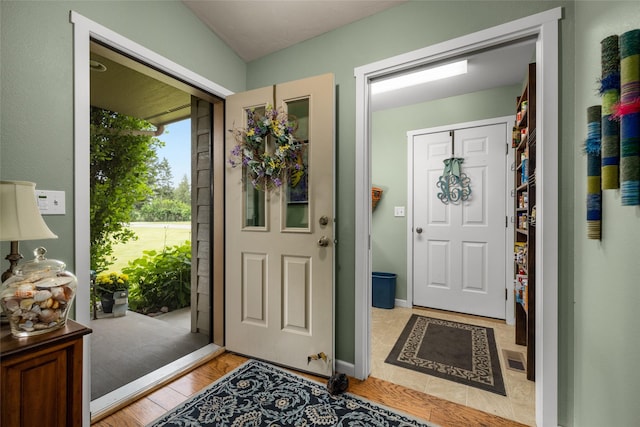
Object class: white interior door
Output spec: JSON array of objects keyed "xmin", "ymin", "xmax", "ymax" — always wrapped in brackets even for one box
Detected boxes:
[
  {"xmin": 225, "ymin": 74, "xmax": 335, "ymax": 376},
  {"xmin": 412, "ymin": 123, "xmax": 507, "ymax": 319}
]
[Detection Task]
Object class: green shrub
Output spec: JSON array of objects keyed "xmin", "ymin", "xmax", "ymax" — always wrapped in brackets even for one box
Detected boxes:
[
  {"xmin": 123, "ymin": 241, "xmax": 191, "ymax": 312},
  {"xmin": 132, "ymin": 198, "xmax": 191, "ymax": 222}
]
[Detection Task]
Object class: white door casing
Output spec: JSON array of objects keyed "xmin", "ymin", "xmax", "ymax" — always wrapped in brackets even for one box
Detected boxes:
[
  {"xmin": 225, "ymin": 74, "xmax": 335, "ymax": 376},
  {"xmin": 411, "ymin": 123, "xmax": 507, "ymax": 319}
]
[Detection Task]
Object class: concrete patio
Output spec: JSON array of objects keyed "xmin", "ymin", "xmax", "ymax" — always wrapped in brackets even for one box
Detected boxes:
[{"xmin": 89, "ymin": 307, "xmax": 209, "ymax": 400}]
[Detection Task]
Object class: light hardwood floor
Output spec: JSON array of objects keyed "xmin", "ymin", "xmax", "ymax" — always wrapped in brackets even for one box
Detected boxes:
[{"xmin": 92, "ymin": 352, "xmax": 528, "ymax": 427}]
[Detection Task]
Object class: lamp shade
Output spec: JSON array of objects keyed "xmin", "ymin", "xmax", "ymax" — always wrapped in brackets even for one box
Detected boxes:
[{"xmin": 0, "ymin": 180, "xmax": 58, "ymax": 241}]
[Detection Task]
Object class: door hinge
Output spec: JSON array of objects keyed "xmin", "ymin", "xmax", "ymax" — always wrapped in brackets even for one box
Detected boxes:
[
  {"xmin": 506, "ymin": 143, "xmax": 509, "ymax": 155},
  {"xmin": 505, "ymin": 288, "xmax": 508, "ymax": 300},
  {"xmin": 505, "ymin": 216, "xmax": 508, "ymax": 228}
]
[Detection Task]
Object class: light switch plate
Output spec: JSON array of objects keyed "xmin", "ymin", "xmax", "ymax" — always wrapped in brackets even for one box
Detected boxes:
[
  {"xmin": 394, "ymin": 206, "xmax": 405, "ymax": 217},
  {"xmin": 35, "ymin": 190, "xmax": 66, "ymax": 215}
]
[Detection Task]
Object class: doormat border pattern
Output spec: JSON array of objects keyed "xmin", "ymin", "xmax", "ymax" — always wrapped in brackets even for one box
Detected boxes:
[{"xmin": 385, "ymin": 314, "xmax": 506, "ymax": 396}]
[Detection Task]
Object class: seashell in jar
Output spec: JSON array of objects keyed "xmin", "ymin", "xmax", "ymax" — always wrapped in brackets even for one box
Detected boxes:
[
  {"xmin": 0, "ymin": 286, "xmax": 17, "ymax": 300},
  {"xmin": 3, "ymin": 298, "xmax": 20, "ymax": 312},
  {"xmin": 39, "ymin": 298, "xmax": 54, "ymax": 309},
  {"xmin": 35, "ymin": 276, "xmax": 73, "ymax": 289},
  {"xmin": 19, "ymin": 298, "xmax": 35, "ymax": 310},
  {"xmin": 21, "ymin": 311, "xmax": 39, "ymax": 321},
  {"xmin": 51, "ymin": 300, "xmax": 60, "ymax": 309},
  {"xmin": 39, "ymin": 308, "xmax": 60, "ymax": 323},
  {"xmin": 54, "ymin": 276, "xmax": 74, "ymax": 286},
  {"xmin": 33, "ymin": 290, "xmax": 52, "ymax": 302},
  {"xmin": 20, "ymin": 320, "xmax": 35, "ymax": 331},
  {"xmin": 51, "ymin": 286, "xmax": 66, "ymax": 301},
  {"xmin": 33, "ymin": 277, "xmax": 57, "ymax": 289},
  {"xmin": 15, "ymin": 284, "xmax": 36, "ymax": 298}
]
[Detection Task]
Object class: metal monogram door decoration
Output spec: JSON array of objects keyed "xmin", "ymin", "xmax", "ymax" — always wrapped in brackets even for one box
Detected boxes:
[{"xmin": 436, "ymin": 131, "xmax": 471, "ymax": 204}]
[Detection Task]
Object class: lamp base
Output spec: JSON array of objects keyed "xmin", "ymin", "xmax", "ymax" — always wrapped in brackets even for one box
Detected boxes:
[{"xmin": 2, "ymin": 241, "xmax": 23, "ymax": 283}]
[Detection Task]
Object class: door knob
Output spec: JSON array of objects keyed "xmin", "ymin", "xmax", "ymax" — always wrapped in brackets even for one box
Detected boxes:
[
  {"xmin": 318, "ymin": 236, "xmax": 330, "ymax": 247},
  {"xmin": 416, "ymin": 227, "xmax": 423, "ymax": 234},
  {"xmin": 319, "ymin": 216, "xmax": 329, "ymax": 226}
]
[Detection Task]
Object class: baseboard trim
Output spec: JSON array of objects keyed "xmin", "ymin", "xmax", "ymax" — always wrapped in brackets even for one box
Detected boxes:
[
  {"xmin": 335, "ymin": 359, "xmax": 355, "ymax": 377},
  {"xmin": 395, "ymin": 298, "xmax": 410, "ymax": 308}
]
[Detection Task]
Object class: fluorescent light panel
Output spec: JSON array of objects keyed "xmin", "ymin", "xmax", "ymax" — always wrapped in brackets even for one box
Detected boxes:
[{"xmin": 371, "ymin": 60, "xmax": 468, "ymax": 95}]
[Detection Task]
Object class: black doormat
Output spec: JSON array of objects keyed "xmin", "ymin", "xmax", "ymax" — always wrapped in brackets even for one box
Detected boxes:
[{"xmin": 385, "ymin": 315, "xmax": 506, "ymax": 396}]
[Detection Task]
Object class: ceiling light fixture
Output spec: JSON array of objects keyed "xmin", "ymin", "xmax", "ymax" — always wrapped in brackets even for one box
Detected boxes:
[{"xmin": 371, "ymin": 60, "xmax": 468, "ymax": 95}]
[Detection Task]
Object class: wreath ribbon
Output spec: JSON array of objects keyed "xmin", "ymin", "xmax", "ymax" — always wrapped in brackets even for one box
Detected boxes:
[{"xmin": 442, "ymin": 157, "xmax": 464, "ymax": 179}]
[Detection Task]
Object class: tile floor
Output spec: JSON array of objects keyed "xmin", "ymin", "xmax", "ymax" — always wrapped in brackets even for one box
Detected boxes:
[{"xmin": 371, "ymin": 306, "xmax": 536, "ymax": 426}]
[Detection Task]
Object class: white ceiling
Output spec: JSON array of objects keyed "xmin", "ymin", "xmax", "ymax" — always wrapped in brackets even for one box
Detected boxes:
[
  {"xmin": 90, "ymin": 2, "xmax": 536, "ymax": 121},
  {"xmin": 370, "ymin": 38, "xmax": 537, "ymax": 111},
  {"xmin": 182, "ymin": 1, "xmax": 536, "ymax": 111},
  {"xmin": 181, "ymin": 0, "xmax": 408, "ymax": 62}
]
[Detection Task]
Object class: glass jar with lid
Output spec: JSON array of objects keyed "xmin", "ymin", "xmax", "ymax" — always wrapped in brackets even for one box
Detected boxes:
[{"xmin": 0, "ymin": 247, "xmax": 77, "ymax": 337}]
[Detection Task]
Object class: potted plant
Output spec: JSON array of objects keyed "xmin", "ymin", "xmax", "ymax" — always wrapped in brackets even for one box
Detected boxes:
[{"xmin": 95, "ymin": 272, "xmax": 129, "ymax": 314}]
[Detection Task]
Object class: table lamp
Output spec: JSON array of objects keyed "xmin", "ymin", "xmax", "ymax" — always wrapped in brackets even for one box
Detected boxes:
[{"xmin": 0, "ymin": 180, "xmax": 58, "ymax": 282}]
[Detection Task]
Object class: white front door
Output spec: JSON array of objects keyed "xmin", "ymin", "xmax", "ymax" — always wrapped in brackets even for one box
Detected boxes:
[
  {"xmin": 412, "ymin": 122, "xmax": 507, "ymax": 319},
  {"xmin": 225, "ymin": 74, "xmax": 335, "ymax": 376}
]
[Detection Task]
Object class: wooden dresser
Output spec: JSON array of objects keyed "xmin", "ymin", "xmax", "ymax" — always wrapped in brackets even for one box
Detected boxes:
[{"xmin": 1, "ymin": 320, "xmax": 91, "ymax": 427}]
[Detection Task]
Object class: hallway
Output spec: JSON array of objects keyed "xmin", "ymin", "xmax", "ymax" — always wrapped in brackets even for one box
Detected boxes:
[{"xmin": 371, "ymin": 306, "xmax": 535, "ymax": 426}]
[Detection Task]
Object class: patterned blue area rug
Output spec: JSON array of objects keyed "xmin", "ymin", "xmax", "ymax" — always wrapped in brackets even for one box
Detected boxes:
[{"xmin": 147, "ymin": 359, "xmax": 437, "ymax": 426}]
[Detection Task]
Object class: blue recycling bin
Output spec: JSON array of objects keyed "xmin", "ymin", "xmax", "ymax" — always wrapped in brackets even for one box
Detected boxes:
[{"xmin": 372, "ymin": 272, "xmax": 397, "ymax": 309}]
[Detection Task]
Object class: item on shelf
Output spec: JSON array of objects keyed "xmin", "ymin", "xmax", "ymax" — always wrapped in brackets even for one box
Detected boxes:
[
  {"xmin": 515, "ymin": 274, "xmax": 528, "ymax": 311},
  {"xmin": 512, "ymin": 126, "xmax": 521, "ymax": 147},
  {"xmin": 530, "ymin": 206, "xmax": 537, "ymax": 227},
  {"xmin": 521, "ymin": 100, "xmax": 528, "ymax": 113},
  {"xmin": 514, "ymin": 242, "xmax": 527, "ymax": 269},
  {"xmin": 518, "ymin": 213, "xmax": 528, "ymax": 230}
]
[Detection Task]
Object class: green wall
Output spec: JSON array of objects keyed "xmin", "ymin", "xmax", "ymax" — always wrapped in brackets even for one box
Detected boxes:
[
  {"xmin": 0, "ymin": 0, "xmax": 245, "ymax": 273},
  {"xmin": 573, "ymin": 2, "xmax": 640, "ymax": 426},
  {"xmin": 247, "ymin": 4, "xmax": 575, "ymax": 424},
  {"xmin": 371, "ymin": 85, "xmax": 521, "ymax": 301},
  {"xmin": 4, "ymin": 0, "xmax": 640, "ymax": 424}
]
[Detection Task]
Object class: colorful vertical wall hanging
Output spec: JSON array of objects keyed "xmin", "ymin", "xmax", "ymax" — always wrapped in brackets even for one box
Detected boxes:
[
  {"xmin": 616, "ymin": 29, "xmax": 640, "ymax": 206},
  {"xmin": 586, "ymin": 105, "xmax": 602, "ymax": 240},
  {"xmin": 600, "ymin": 35, "xmax": 620, "ymax": 189}
]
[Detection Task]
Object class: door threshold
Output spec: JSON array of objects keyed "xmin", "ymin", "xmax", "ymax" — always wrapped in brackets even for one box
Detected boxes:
[{"xmin": 90, "ymin": 343, "xmax": 224, "ymax": 423}]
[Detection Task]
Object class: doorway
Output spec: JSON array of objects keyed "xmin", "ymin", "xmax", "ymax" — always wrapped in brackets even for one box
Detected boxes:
[
  {"xmin": 355, "ymin": 8, "xmax": 561, "ymax": 427},
  {"xmin": 72, "ymin": 12, "xmax": 230, "ymax": 422},
  {"xmin": 409, "ymin": 121, "xmax": 509, "ymax": 319},
  {"xmin": 88, "ymin": 42, "xmax": 215, "ymax": 404}
]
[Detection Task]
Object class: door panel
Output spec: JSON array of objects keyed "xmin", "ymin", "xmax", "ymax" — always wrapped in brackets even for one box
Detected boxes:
[
  {"xmin": 413, "ymin": 123, "xmax": 506, "ymax": 319},
  {"xmin": 225, "ymin": 74, "xmax": 334, "ymax": 376}
]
